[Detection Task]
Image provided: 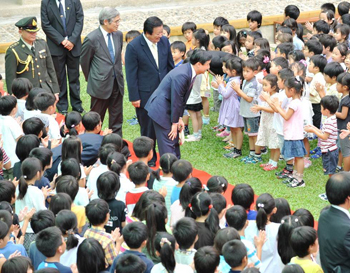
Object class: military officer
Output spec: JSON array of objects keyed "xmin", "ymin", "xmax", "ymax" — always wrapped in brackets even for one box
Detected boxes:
[{"xmin": 5, "ymin": 17, "xmax": 59, "ymax": 95}]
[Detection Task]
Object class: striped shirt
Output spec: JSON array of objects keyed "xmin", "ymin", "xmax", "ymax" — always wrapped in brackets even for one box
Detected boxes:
[{"xmin": 320, "ymin": 115, "xmax": 338, "ymax": 153}]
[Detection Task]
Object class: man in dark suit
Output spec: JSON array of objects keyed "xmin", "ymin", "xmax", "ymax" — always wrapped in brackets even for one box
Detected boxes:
[
  {"xmin": 41, "ymin": 0, "xmax": 84, "ymax": 113},
  {"xmin": 318, "ymin": 172, "xmax": 350, "ymax": 273},
  {"xmin": 80, "ymin": 7, "xmax": 124, "ymax": 136},
  {"xmin": 145, "ymin": 49, "xmax": 211, "ymax": 158},
  {"xmin": 125, "ymin": 16, "xmax": 174, "ymax": 166}
]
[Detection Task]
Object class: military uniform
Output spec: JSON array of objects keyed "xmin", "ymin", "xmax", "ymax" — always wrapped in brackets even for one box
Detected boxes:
[{"xmin": 5, "ymin": 17, "xmax": 59, "ymax": 94}]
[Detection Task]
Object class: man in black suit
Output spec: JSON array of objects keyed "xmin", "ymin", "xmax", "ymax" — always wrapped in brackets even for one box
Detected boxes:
[
  {"xmin": 318, "ymin": 172, "xmax": 350, "ymax": 273},
  {"xmin": 41, "ymin": 0, "xmax": 84, "ymax": 113},
  {"xmin": 125, "ymin": 16, "xmax": 174, "ymax": 166},
  {"xmin": 80, "ymin": 7, "xmax": 124, "ymax": 136}
]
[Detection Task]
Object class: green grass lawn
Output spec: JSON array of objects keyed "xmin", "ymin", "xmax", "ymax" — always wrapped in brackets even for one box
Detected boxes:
[{"xmin": 76, "ymin": 72, "xmax": 328, "ymax": 220}]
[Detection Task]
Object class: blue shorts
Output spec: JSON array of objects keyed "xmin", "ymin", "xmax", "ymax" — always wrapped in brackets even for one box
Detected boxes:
[
  {"xmin": 243, "ymin": 117, "xmax": 259, "ymax": 136},
  {"xmin": 282, "ymin": 140, "xmax": 306, "ymax": 158},
  {"xmin": 322, "ymin": 149, "xmax": 339, "ymax": 175}
]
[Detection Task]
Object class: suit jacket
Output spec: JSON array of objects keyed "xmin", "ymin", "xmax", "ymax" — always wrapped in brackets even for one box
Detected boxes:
[
  {"xmin": 145, "ymin": 63, "xmax": 194, "ymax": 130},
  {"xmin": 318, "ymin": 206, "xmax": 350, "ymax": 273},
  {"xmin": 125, "ymin": 35, "xmax": 174, "ymax": 108},
  {"xmin": 80, "ymin": 28, "xmax": 124, "ymax": 100},
  {"xmin": 41, "ymin": 0, "xmax": 84, "ymax": 57},
  {"xmin": 5, "ymin": 38, "xmax": 59, "ymax": 94}
]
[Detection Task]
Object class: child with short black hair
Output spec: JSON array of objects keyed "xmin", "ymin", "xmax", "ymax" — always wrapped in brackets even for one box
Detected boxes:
[
  {"xmin": 11, "ymin": 78, "xmax": 32, "ymax": 121},
  {"xmin": 282, "ymin": 18, "xmax": 304, "ymax": 50},
  {"xmin": 284, "ymin": 5, "xmax": 300, "ymax": 20},
  {"xmin": 182, "ymin": 22, "xmax": 197, "ymax": 52},
  {"xmin": 126, "ymin": 161, "xmax": 150, "ymax": 214},
  {"xmin": 171, "ymin": 41, "xmax": 186, "ymax": 67},
  {"xmin": 222, "ymin": 240, "xmax": 248, "ymax": 273},
  {"xmin": 319, "ymin": 34, "xmax": 337, "ymax": 63},
  {"xmin": 245, "ymin": 31, "xmax": 262, "ymax": 58},
  {"xmin": 122, "ymin": 30, "xmax": 141, "ymax": 65},
  {"xmin": 313, "ymin": 20, "xmax": 330, "ymax": 35},
  {"xmin": 212, "ymin": 36, "xmax": 228, "ymax": 51},
  {"xmin": 290, "ymin": 226, "xmax": 322, "ymax": 272},
  {"xmin": 270, "ymin": 57, "xmax": 289, "ymax": 75},
  {"xmin": 231, "ymin": 183, "xmax": 256, "ymax": 220},
  {"xmin": 170, "ymin": 159, "xmax": 192, "ymax": 204},
  {"xmin": 247, "ymin": 10, "xmax": 262, "ymax": 33},
  {"xmin": 36, "ymin": 226, "xmax": 71, "ymax": 272},
  {"xmin": 194, "ymin": 246, "xmax": 220, "ymax": 273},
  {"xmin": 276, "ymin": 42, "xmax": 294, "ymax": 59},
  {"xmin": 210, "ymin": 192, "xmax": 227, "ymax": 228},
  {"xmin": 115, "ymin": 254, "xmax": 147, "ymax": 273},
  {"xmin": 334, "ymin": 24, "xmax": 350, "ymax": 44},
  {"xmin": 213, "ymin": 17, "xmax": 229, "ymax": 36},
  {"xmin": 163, "ymin": 24, "xmax": 171, "ymax": 39},
  {"xmin": 316, "ymin": 62, "xmax": 343, "ymax": 100}
]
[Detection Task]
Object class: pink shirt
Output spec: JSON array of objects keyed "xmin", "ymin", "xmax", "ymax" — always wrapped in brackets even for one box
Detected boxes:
[{"xmin": 283, "ymin": 99, "xmax": 304, "ymax": 140}]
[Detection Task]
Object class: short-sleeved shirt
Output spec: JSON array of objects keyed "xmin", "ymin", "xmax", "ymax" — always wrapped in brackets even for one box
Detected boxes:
[
  {"xmin": 110, "ymin": 250, "xmax": 154, "ymax": 273},
  {"xmin": 239, "ymin": 77, "xmax": 260, "ymax": 118},
  {"xmin": 104, "ymin": 199, "xmax": 126, "ymax": 233},
  {"xmin": 153, "ymin": 176, "xmax": 177, "ymax": 214},
  {"xmin": 309, "ymin": 72, "xmax": 326, "ymax": 104},
  {"xmin": 194, "ymin": 222, "xmax": 215, "ymax": 250},
  {"xmin": 337, "ymin": 95, "xmax": 350, "ymax": 129},
  {"xmin": 40, "ymin": 113, "xmax": 61, "ymax": 140},
  {"xmin": 320, "ymin": 115, "xmax": 338, "ymax": 153},
  {"xmin": 125, "ymin": 187, "xmax": 148, "ymax": 215},
  {"xmin": 16, "ymin": 99, "xmax": 26, "ymax": 121},
  {"xmin": 71, "ymin": 205, "xmax": 86, "ymax": 229},
  {"xmin": 0, "ymin": 241, "xmax": 27, "ymax": 259},
  {"xmin": 284, "ymin": 99, "xmax": 304, "ymax": 140},
  {"xmin": 293, "ymin": 35, "xmax": 304, "ymax": 51},
  {"xmin": 29, "ymin": 241, "xmax": 46, "ymax": 270},
  {"xmin": 175, "ymin": 249, "xmax": 197, "ymax": 266},
  {"xmin": 290, "ymin": 256, "xmax": 324, "ymax": 273},
  {"xmin": 37, "ymin": 261, "xmax": 72, "ymax": 273},
  {"xmin": 171, "ymin": 186, "xmax": 182, "ymax": 205}
]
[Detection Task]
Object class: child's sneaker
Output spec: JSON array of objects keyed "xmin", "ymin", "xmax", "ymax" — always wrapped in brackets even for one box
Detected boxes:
[
  {"xmin": 263, "ymin": 164, "xmax": 278, "ymax": 171},
  {"xmin": 212, "ymin": 124, "xmax": 222, "ymax": 131},
  {"xmin": 310, "ymin": 146, "xmax": 320, "ymax": 154},
  {"xmin": 202, "ymin": 116, "xmax": 210, "ymax": 125},
  {"xmin": 261, "ymin": 147, "xmax": 268, "ymax": 154},
  {"xmin": 319, "ymin": 193, "xmax": 328, "ymax": 201},
  {"xmin": 310, "ymin": 152, "xmax": 322, "ymax": 159},
  {"xmin": 216, "ymin": 131, "xmax": 230, "ymax": 137},
  {"xmin": 287, "ymin": 178, "xmax": 305, "ymax": 188},
  {"xmin": 259, "ymin": 163, "xmax": 270, "ymax": 168},
  {"xmin": 336, "ymin": 166, "xmax": 343, "ymax": 173},
  {"xmin": 245, "ymin": 156, "xmax": 263, "ymax": 164},
  {"xmin": 276, "ymin": 168, "xmax": 293, "ymax": 179},
  {"xmin": 185, "ymin": 135, "xmax": 201, "ymax": 142},
  {"xmin": 282, "ymin": 176, "xmax": 294, "ymax": 184},
  {"xmin": 304, "ymin": 158, "xmax": 312, "ymax": 168},
  {"xmin": 240, "ymin": 155, "xmax": 253, "ymax": 162}
]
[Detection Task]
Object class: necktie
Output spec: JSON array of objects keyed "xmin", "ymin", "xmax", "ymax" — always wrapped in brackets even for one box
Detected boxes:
[
  {"xmin": 107, "ymin": 33, "xmax": 115, "ymax": 63},
  {"xmin": 189, "ymin": 75, "xmax": 197, "ymax": 91},
  {"xmin": 152, "ymin": 43, "xmax": 159, "ymax": 68},
  {"xmin": 31, "ymin": 46, "xmax": 35, "ymax": 56},
  {"xmin": 58, "ymin": 0, "xmax": 67, "ymax": 36}
]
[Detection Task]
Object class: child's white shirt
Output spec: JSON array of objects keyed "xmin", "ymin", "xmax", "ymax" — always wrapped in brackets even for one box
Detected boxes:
[
  {"xmin": 256, "ymin": 71, "xmax": 264, "ymax": 104},
  {"xmin": 273, "ymin": 90, "xmax": 291, "ymax": 135},
  {"xmin": 23, "ymin": 109, "xmax": 41, "ymax": 121},
  {"xmin": 116, "ymin": 173, "xmax": 135, "ymax": 204},
  {"xmin": 40, "ymin": 113, "xmax": 61, "ymax": 140},
  {"xmin": 15, "ymin": 99, "xmax": 26, "ymax": 122},
  {"xmin": 186, "ymin": 74, "xmax": 203, "ymax": 105},
  {"xmin": 74, "ymin": 187, "xmax": 90, "ymax": 206},
  {"xmin": 87, "ymin": 164, "xmax": 109, "ymax": 200}
]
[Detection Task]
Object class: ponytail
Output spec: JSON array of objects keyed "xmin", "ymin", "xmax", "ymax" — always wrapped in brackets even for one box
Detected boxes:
[
  {"xmin": 180, "ymin": 177, "xmax": 202, "ymax": 211},
  {"xmin": 60, "ymin": 111, "xmax": 82, "ymax": 138},
  {"xmin": 155, "ymin": 232, "xmax": 176, "ymax": 273},
  {"xmin": 18, "ymin": 158, "xmax": 42, "ymax": 200},
  {"xmin": 207, "ymin": 176, "xmax": 228, "ymax": 194},
  {"xmin": 18, "ymin": 177, "xmax": 28, "ymax": 200},
  {"xmin": 256, "ymin": 193, "xmax": 276, "ymax": 231},
  {"xmin": 205, "ymin": 206, "xmax": 219, "ymax": 234},
  {"xmin": 66, "ymin": 229, "xmax": 79, "ymax": 250},
  {"xmin": 55, "ymin": 210, "xmax": 79, "ymax": 250},
  {"xmin": 159, "ymin": 153, "xmax": 178, "ymax": 174},
  {"xmin": 107, "ymin": 152, "xmax": 127, "ymax": 176}
]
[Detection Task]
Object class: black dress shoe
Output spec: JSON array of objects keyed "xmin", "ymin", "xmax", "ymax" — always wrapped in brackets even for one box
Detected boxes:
[
  {"xmin": 74, "ymin": 108, "xmax": 86, "ymax": 114},
  {"xmin": 58, "ymin": 110, "xmax": 68, "ymax": 115},
  {"xmin": 148, "ymin": 161, "xmax": 156, "ymax": 167}
]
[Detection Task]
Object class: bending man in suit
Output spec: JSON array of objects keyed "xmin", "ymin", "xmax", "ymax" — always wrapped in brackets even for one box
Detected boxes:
[
  {"xmin": 80, "ymin": 7, "xmax": 124, "ymax": 136},
  {"xmin": 41, "ymin": 0, "xmax": 84, "ymax": 113},
  {"xmin": 145, "ymin": 49, "xmax": 211, "ymax": 159},
  {"xmin": 125, "ymin": 16, "xmax": 174, "ymax": 166},
  {"xmin": 318, "ymin": 172, "xmax": 350, "ymax": 273}
]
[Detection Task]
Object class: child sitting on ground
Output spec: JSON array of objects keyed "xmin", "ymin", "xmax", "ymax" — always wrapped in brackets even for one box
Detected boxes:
[
  {"xmin": 222, "ymin": 240, "xmax": 248, "ymax": 273},
  {"xmin": 11, "ymin": 78, "xmax": 32, "ymax": 122},
  {"xmin": 195, "ymin": 246, "xmax": 220, "ymax": 273},
  {"xmin": 231, "ymin": 183, "xmax": 257, "ymax": 220},
  {"xmin": 170, "ymin": 159, "xmax": 193, "ymax": 204}
]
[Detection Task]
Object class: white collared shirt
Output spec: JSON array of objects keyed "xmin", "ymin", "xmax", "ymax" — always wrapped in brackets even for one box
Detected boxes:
[
  {"xmin": 143, "ymin": 33, "xmax": 158, "ymax": 67},
  {"xmin": 56, "ymin": 0, "xmax": 66, "ymax": 16},
  {"xmin": 20, "ymin": 37, "xmax": 34, "ymax": 51},
  {"xmin": 190, "ymin": 64, "xmax": 196, "ymax": 81},
  {"xmin": 332, "ymin": 205, "xmax": 350, "ymax": 219},
  {"xmin": 100, "ymin": 26, "xmax": 115, "ymax": 55}
]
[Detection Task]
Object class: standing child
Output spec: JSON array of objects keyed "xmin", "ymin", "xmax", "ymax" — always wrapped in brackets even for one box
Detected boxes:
[
  {"xmin": 247, "ymin": 10, "xmax": 263, "ymax": 33},
  {"xmin": 244, "ymin": 31, "xmax": 262, "ymax": 58},
  {"xmin": 170, "ymin": 41, "xmax": 186, "ymax": 67},
  {"xmin": 332, "ymin": 43, "xmax": 348, "ymax": 71},
  {"xmin": 345, "ymin": 50, "xmax": 350, "ymax": 72},
  {"xmin": 236, "ymin": 30, "xmax": 247, "ymax": 53},
  {"xmin": 181, "ymin": 22, "xmax": 197, "ymax": 52},
  {"xmin": 213, "ymin": 17, "xmax": 229, "ymax": 36},
  {"xmin": 122, "ymin": 30, "xmax": 141, "ymax": 65},
  {"xmin": 274, "ymin": 77, "xmax": 307, "ymax": 187},
  {"xmin": 253, "ymin": 74, "xmax": 280, "ymax": 170},
  {"xmin": 231, "ymin": 58, "xmax": 262, "ymax": 164},
  {"xmin": 170, "ymin": 159, "xmax": 193, "ymax": 204}
]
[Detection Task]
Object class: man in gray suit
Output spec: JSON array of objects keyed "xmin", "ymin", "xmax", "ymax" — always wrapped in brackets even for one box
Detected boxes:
[{"xmin": 80, "ymin": 7, "xmax": 124, "ymax": 136}]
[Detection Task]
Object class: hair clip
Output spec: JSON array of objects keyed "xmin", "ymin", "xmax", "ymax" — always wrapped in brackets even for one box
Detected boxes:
[
  {"xmin": 159, "ymin": 166, "xmax": 162, "ymax": 170},
  {"xmin": 295, "ymin": 218, "xmax": 299, "ymax": 222},
  {"xmin": 160, "ymin": 238, "xmax": 171, "ymax": 247},
  {"xmin": 299, "ymin": 59, "xmax": 307, "ymax": 67},
  {"xmin": 71, "ymin": 124, "xmax": 75, "ymax": 128},
  {"xmin": 209, "ymin": 204, "xmax": 213, "ymax": 209},
  {"xmin": 203, "ymin": 184, "xmax": 209, "ymax": 191},
  {"xmin": 263, "ymin": 56, "xmax": 270, "ymax": 64},
  {"xmin": 221, "ymin": 184, "xmax": 225, "ymax": 188},
  {"xmin": 186, "ymin": 181, "xmax": 191, "ymax": 186},
  {"xmin": 23, "ymin": 175, "xmax": 27, "ymax": 179},
  {"xmin": 111, "ymin": 159, "xmax": 116, "ymax": 164},
  {"xmin": 188, "ymin": 203, "xmax": 192, "ymax": 208},
  {"xmin": 257, "ymin": 203, "xmax": 264, "ymax": 208},
  {"xmin": 281, "ymin": 219, "xmax": 285, "ymax": 224}
]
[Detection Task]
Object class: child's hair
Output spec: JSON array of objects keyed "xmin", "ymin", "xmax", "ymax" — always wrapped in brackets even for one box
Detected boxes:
[
  {"xmin": 256, "ymin": 193, "xmax": 275, "ymax": 230},
  {"xmin": 33, "ymin": 92, "xmax": 56, "ymax": 111},
  {"xmin": 310, "ymin": 55, "xmax": 327, "ymax": 73},
  {"xmin": 214, "ymin": 227, "xmax": 240, "ymax": 255},
  {"xmin": 290, "ymin": 226, "xmax": 317, "ymax": 258},
  {"xmin": 0, "ymin": 180, "xmax": 16, "ymax": 203},
  {"xmin": 107, "ymin": 151, "xmax": 127, "ymax": 175},
  {"xmin": 15, "ymin": 134, "xmax": 40, "ymax": 162},
  {"xmin": 276, "ymin": 33, "xmax": 293, "ymax": 44},
  {"xmin": 154, "ymin": 232, "xmax": 176, "ymax": 273},
  {"xmin": 116, "ymin": 254, "xmax": 146, "ymax": 273},
  {"xmin": 305, "ymin": 40, "xmax": 323, "ymax": 55},
  {"xmin": 278, "ymin": 68, "xmax": 295, "ymax": 81},
  {"xmin": 159, "ymin": 153, "xmax": 178, "ymax": 174},
  {"xmin": 213, "ymin": 16, "xmax": 229, "ymax": 28},
  {"xmin": 207, "ymin": 176, "xmax": 228, "ymax": 193},
  {"xmin": 272, "ymin": 57, "xmax": 289, "ymax": 69},
  {"xmin": 25, "ymin": 87, "xmax": 46, "ymax": 111},
  {"xmin": 247, "ymin": 10, "xmax": 262, "ymax": 28},
  {"xmin": 49, "ymin": 193, "xmax": 72, "ymax": 215},
  {"xmin": 85, "ymin": 198, "xmax": 109, "ymax": 226},
  {"xmin": 172, "ymin": 159, "xmax": 192, "ymax": 182},
  {"xmin": 0, "ymin": 95, "xmax": 17, "ymax": 116},
  {"xmin": 125, "ymin": 30, "xmax": 141, "ymax": 42},
  {"xmin": 194, "ymin": 246, "xmax": 220, "ymax": 273},
  {"xmin": 231, "ymin": 183, "xmax": 255, "ymax": 211},
  {"xmin": 335, "ymin": 24, "xmax": 350, "ymax": 40},
  {"xmin": 77, "ymin": 238, "xmax": 106, "ymax": 273},
  {"xmin": 321, "ymin": 3, "xmax": 336, "ymax": 13},
  {"xmin": 36, "ymin": 226, "xmax": 63, "ymax": 257},
  {"xmin": 236, "ymin": 30, "xmax": 247, "ymax": 49},
  {"xmin": 29, "ymin": 147, "xmax": 53, "ymax": 171},
  {"xmin": 242, "ymin": 58, "xmax": 259, "ymax": 71},
  {"xmin": 18, "ymin": 157, "xmax": 42, "ymax": 200},
  {"xmin": 56, "ymin": 175, "xmax": 79, "ymax": 201},
  {"xmin": 128, "ymin": 161, "xmax": 149, "ymax": 185},
  {"xmin": 254, "ymin": 38, "xmax": 270, "ymax": 50},
  {"xmin": 288, "ymin": 50, "xmax": 305, "ymax": 63},
  {"xmin": 163, "ymin": 25, "xmax": 170, "ymax": 36},
  {"xmin": 338, "ymin": 1, "xmax": 350, "ymax": 16},
  {"xmin": 282, "ymin": 18, "xmax": 298, "ymax": 32},
  {"xmin": 31, "ymin": 210, "xmax": 55, "ymax": 234},
  {"xmin": 1, "ymin": 257, "xmax": 34, "ymax": 273},
  {"xmin": 98, "ymin": 143, "xmax": 117, "ymax": 165},
  {"xmin": 319, "ymin": 34, "xmax": 337, "ymax": 52},
  {"xmin": 277, "ymin": 26, "xmax": 293, "ymax": 35},
  {"xmin": 276, "ymin": 42, "xmax": 294, "ymax": 57},
  {"xmin": 102, "ymin": 134, "xmax": 124, "ymax": 152},
  {"xmin": 170, "ymin": 41, "xmax": 186, "ymax": 55},
  {"xmin": 270, "ymin": 198, "xmax": 291, "ymax": 223},
  {"xmin": 97, "ymin": 171, "xmax": 120, "ymax": 200},
  {"xmin": 193, "ymin": 28, "xmax": 210, "ymax": 50},
  {"xmin": 225, "ymin": 57, "xmax": 243, "ymax": 76},
  {"xmin": 82, "ymin": 111, "xmax": 101, "ymax": 131},
  {"xmin": 222, "ymin": 40, "xmax": 236, "ymax": 54},
  {"xmin": 132, "ymin": 190, "xmax": 165, "ymax": 220},
  {"xmin": 284, "ymin": 5, "xmax": 300, "ymax": 20},
  {"xmin": 321, "ymin": 9, "xmax": 337, "ymax": 31},
  {"xmin": 173, "ymin": 217, "xmax": 198, "ymax": 249},
  {"xmin": 22, "ymin": 117, "xmax": 45, "ymax": 136},
  {"xmin": 222, "ymin": 24, "xmax": 237, "ymax": 41},
  {"xmin": 210, "ymin": 192, "xmax": 227, "ymax": 215},
  {"xmin": 0, "ymin": 210, "xmax": 13, "ymax": 238},
  {"xmin": 293, "ymin": 208, "xmax": 315, "ymax": 227},
  {"xmin": 342, "ymin": 14, "xmax": 350, "ymax": 26},
  {"xmin": 277, "ymin": 215, "xmax": 302, "ymax": 264},
  {"xmin": 60, "ymin": 158, "xmax": 81, "ymax": 180},
  {"xmin": 133, "ymin": 136, "xmax": 154, "ymax": 158},
  {"xmin": 181, "ymin": 22, "xmax": 197, "ymax": 33},
  {"xmin": 320, "ymin": 95, "xmax": 340, "ymax": 115},
  {"xmin": 179, "ymin": 177, "xmax": 202, "ymax": 210},
  {"xmin": 11, "ymin": 78, "xmax": 32, "ymax": 99},
  {"xmin": 212, "ymin": 35, "xmax": 228, "ymax": 50},
  {"xmin": 314, "ymin": 20, "xmax": 330, "ymax": 34},
  {"xmin": 60, "ymin": 111, "xmax": 82, "ymax": 137},
  {"xmin": 264, "ymin": 74, "xmax": 278, "ymax": 91},
  {"xmin": 62, "ymin": 136, "xmax": 82, "ymax": 163},
  {"xmin": 222, "ymin": 239, "xmax": 247, "ymax": 268},
  {"xmin": 55, "ymin": 209, "xmax": 79, "ymax": 250},
  {"xmin": 226, "ymin": 205, "xmax": 247, "ymax": 230},
  {"xmin": 247, "ymin": 31, "xmax": 262, "ymax": 42},
  {"xmin": 255, "ymin": 50, "xmax": 271, "ymax": 72},
  {"xmin": 186, "ymin": 192, "xmax": 219, "ymax": 234},
  {"xmin": 122, "ymin": 221, "xmax": 148, "ymax": 249},
  {"xmin": 336, "ymin": 43, "xmax": 349, "ymax": 59},
  {"xmin": 284, "ymin": 76, "xmax": 305, "ymax": 95},
  {"xmin": 282, "ymin": 264, "xmax": 305, "ymax": 273},
  {"xmin": 337, "ymin": 71, "xmax": 350, "ymax": 86}
]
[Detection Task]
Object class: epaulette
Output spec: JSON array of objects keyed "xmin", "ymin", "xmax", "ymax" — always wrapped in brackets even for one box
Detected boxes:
[{"xmin": 8, "ymin": 41, "xmax": 19, "ymax": 49}]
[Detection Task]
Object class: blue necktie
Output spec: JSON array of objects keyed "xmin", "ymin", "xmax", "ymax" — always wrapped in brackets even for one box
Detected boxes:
[
  {"xmin": 58, "ymin": 0, "xmax": 67, "ymax": 36},
  {"xmin": 107, "ymin": 33, "xmax": 115, "ymax": 62}
]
